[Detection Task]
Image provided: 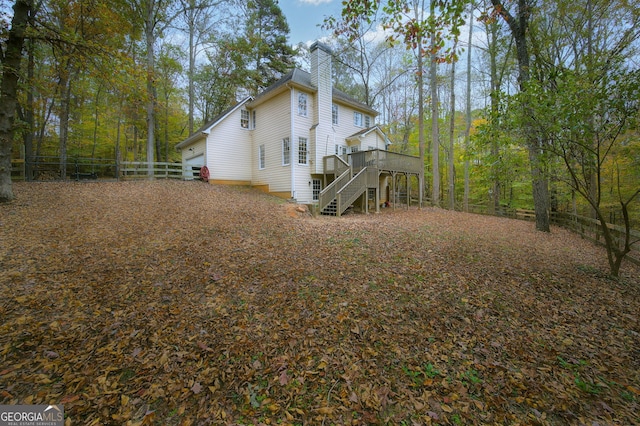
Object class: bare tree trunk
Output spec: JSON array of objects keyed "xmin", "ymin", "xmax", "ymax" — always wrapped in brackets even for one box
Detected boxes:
[
  {"xmin": 91, "ymin": 85, "xmax": 102, "ymax": 159},
  {"xmin": 414, "ymin": 0, "xmax": 425, "ymax": 207},
  {"xmin": 430, "ymin": 1, "xmax": 440, "ymax": 207},
  {"xmin": 24, "ymin": 35, "xmax": 35, "ymax": 181},
  {"xmin": 492, "ymin": 0, "xmax": 550, "ymax": 231},
  {"xmin": 448, "ymin": 38, "xmax": 457, "ymax": 210},
  {"xmin": 187, "ymin": 1, "xmax": 195, "ymax": 135},
  {"xmin": 58, "ymin": 71, "xmax": 72, "ymax": 179},
  {"xmin": 489, "ymin": 20, "xmax": 500, "ymax": 214},
  {"xmin": 0, "ymin": 0, "xmax": 31, "ymax": 202},
  {"xmin": 145, "ymin": 1, "xmax": 157, "ymax": 177},
  {"xmin": 463, "ymin": 1, "xmax": 474, "ymax": 213}
]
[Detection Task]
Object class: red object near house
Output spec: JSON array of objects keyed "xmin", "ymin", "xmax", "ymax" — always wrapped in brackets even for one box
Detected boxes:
[{"xmin": 199, "ymin": 165, "xmax": 210, "ymax": 182}]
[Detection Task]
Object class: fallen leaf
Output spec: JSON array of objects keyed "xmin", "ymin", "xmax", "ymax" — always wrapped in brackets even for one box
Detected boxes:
[{"xmin": 191, "ymin": 382, "xmax": 202, "ymax": 395}]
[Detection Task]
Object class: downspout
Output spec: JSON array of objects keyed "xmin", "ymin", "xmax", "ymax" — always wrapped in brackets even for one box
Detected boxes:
[{"xmin": 289, "ymin": 84, "xmax": 296, "ymax": 200}]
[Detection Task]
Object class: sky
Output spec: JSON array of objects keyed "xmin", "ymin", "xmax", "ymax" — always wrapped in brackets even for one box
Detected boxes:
[{"xmin": 279, "ymin": 0, "xmax": 344, "ymax": 46}]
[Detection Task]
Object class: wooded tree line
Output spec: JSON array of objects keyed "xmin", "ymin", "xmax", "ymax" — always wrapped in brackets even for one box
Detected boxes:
[
  {"xmin": 328, "ymin": 0, "xmax": 639, "ymax": 276},
  {"xmin": 1, "ymin": 0, "xmax": 638, "ymax": 274},
  {"xmin": 0, "ymin": 0, "xmax": 294, "ymax": 189}
]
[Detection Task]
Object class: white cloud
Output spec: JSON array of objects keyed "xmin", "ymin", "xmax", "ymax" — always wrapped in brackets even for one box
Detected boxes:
[
  {"xmin": 297, "ymin": 0, "xmax": 333, "ymax": 5},
  {"xmin": 363, "ymin": 24, "xmax": 395, "ymax": 44}
]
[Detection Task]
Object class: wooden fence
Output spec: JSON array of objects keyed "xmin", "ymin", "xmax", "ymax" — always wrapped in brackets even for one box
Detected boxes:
[
  {"xmin": 467, "ymin": 204, "xmax": 640, "ymax": 266},
  {"xmin": 10, "ymin": 157, "xmax": 198, "ymax": 181},
  {"xmin": 119, "ymin": 161, "xmax": 189, "ymax": 180}
]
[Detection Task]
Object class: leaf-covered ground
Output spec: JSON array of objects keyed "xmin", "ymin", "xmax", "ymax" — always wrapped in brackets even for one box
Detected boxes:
[{"xmin": 1, "ymin": 181, "xmax": 638, "ymax": 426}]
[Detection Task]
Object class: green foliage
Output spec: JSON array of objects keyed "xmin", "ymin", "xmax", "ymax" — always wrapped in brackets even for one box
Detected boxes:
[{"xmin": 243, "ymin": 0, "xmax": 296, "ymax": 94}]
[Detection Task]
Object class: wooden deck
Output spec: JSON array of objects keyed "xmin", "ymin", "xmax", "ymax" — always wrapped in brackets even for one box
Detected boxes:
[{"xmin": 319, "ymin": 150, "xmax": 422, "ymax": 216}]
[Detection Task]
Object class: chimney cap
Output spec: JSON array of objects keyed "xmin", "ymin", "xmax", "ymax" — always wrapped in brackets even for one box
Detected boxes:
[{"xmin": 310, "ymin": 41, "xmax": 333, "ymax": 55}]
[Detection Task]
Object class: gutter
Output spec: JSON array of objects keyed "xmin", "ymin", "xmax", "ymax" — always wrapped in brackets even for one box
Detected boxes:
[{"xmin": 288, "ymin": 83, "xmax": 296, "ymax": 200}]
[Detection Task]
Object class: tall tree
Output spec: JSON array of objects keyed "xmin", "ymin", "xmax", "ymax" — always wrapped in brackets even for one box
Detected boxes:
[
  {"xmin": 463, "ymin": 1, "xmax": 475, "ymax": 212},
  {"xmin": 0, "ymin": 0, "xmax": 32, "ymax": 202},
  {"xmin": 490, "ymin": 0, "xmax": 551, "ymax": 232},
  {"xmin": 447, "ymin": 34, "xmax": 458, "ymax": 210},
  {"xmin": 132, "ymin": 0, "xmax": 179, "ymax": 174},
  {"xmin": 241, "ymin": 0, "xmax": 295, "ymax": 95},
  {"xmin": 429, "ymin": 0, "xmax": 440, "ymax": 206},
  {"xmin": 178, "ymin": 0, "xmax": 231, "ymax": 135},
  {"xmin": 523, "ymin": 0, "xmax": 640, "ymax": 275},
  {"xmin": 330, "ymin": 0, "xmax": 466, "ymax": 207}
]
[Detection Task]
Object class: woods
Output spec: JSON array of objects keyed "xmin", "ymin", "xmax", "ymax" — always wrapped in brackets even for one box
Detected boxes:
[
  {"xmin": 2, "ymin": 0, "xmax": 638, "ymax": 235},
  {"xmin": 329, "ymin": 0, "xmax": 639, "ymax": 276}
]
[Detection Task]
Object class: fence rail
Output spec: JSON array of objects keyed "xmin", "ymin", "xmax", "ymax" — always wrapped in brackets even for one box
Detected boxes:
[
  {"xmin": 467, "ymin": 204, "xmax": 639, "ymax": 266},
  {"xmin": 10, "ymin": 157, "xmax": 198, "ymax": 181},
  {"xmin": 119, "ymin": 161, "xmax": 186, "ymax": 180}
]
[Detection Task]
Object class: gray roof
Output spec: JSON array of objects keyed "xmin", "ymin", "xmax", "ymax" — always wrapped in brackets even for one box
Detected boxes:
[
  {"xmin": 346, "ymin": 126, "xmax": 390, "ymax": 144},
  {"xmin": 177, "ymin": 68, "xmax": 379, "ymax": 149},
  {"xmin": 250, "ymin": 68, "xmax": 378, "ymax": 116}
]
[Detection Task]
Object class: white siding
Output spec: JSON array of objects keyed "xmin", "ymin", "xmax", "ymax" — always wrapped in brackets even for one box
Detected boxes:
[
  {"xmin": 252, "ymin": 91, "xmax": 294, "ymax": 193},
  {"xmin": 360, "ymin": 131, "xmax": 387, "ymax": 151},
  {"xmin": 207, "ymin": 107, "xmax": 252, "ymax": 182},
  {"xmin": 180, "ymin": 138, "xmax": 206, "ymax": 164},
  {"xmin": 331, "ymin": 103, "xmax": 378, "ymax": 155}
]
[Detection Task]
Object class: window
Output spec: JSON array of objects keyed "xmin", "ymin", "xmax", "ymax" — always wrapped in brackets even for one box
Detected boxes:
[
  {"xmin": 354, "ymin": 112, "xmax": 363, "ymax": 127},
  {"xmin": 365, "ymin": 115, "xmax": 371, "ymax": 127},
  {"xmin": 298, "ymin": 137, "xmax": 308, "ymax": 165},
  {"xmin": 312, "ymin": 179, "xmax": 321, "ymax": 201},
  {"xmin": 350, "ymin": 145, "xmax": 359, "ymax": 153},
  {"xmin": 259, "ymin": 144, "xmax": 265, "ymax": 169},
  {"xmin": 282, "ymin": 137, "xmax": 290, "ymax": 165},
  {"xmin": 252, "ymin": 110, "xmax": 256, "ymax": 129},
  {"xmin": 332, "ymin": 104, "xmax": 339, "ymax": 125},
  {"xmin": 335, "ymin": 145, "xmax": 347, "ymax": 155},
  {"xmin": 241, "ymin": 110, "xmax": 250, "ymax": 128},
  {"xmin": 298, "ymin": 92, "xmax": 308, "ymax": 116},
  {"xmin": 367, "ymin": 146, "xmax": 376, "ymax": 151}
]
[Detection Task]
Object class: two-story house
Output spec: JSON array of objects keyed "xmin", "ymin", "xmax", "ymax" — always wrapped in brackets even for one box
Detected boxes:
[{"xmin": 176, "ymin": 42, "xmax": 422, "ymax": 215}]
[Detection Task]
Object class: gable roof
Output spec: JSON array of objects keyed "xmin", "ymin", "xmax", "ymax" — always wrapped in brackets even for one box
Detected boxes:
[
  {"xmin": 248, "ymin": 68, "xmax": 378, "ymax": 116},
  {"xmin": 346, "ymin": 126, "xmax": 391, "ymax": 145},
  {"xmin": 176, "ymin": 96, "xmax": 252, "ymax": 150}
]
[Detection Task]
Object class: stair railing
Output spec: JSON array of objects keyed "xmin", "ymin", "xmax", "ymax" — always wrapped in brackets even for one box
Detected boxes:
[
  {"xmin": 323, "ymin": 155, "xmax": 350, "ymax": 176},
  {"xmin": 318, "ymin": 168, "xmax": 352, "ymax": 214},
  {"xmin": 336, "ymin": 167, "xmax": 368, "ymax": 216}
]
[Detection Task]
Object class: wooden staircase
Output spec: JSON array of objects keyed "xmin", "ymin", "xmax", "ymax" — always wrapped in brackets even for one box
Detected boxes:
[
  {"xmin": 318, "ymin": 167, "xmax": 369, "ymax": 217},
  {"xmin": 320, "ymin": 199, "xmax": 338, "ymax": 216}
]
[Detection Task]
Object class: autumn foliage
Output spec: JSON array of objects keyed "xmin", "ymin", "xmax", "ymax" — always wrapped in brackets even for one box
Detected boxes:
[{"xmin": 1, "ymin": 181, "xmax": 638, "ymax": 425}]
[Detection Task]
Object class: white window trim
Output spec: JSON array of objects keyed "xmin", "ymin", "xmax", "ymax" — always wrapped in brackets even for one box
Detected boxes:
[
  {"xmin": 259, "ymin": 144, "xmax": 265, "ymax": 170},
  {"xmin": 241, "ymin": 109, "xmax": 250, "ymax": 129},
  {"xmin": 354, "ymin": 111, "xmax": 363, "ymax": 127},
  {"xmin": 298, "ymin": 92, "xmax": 308, "ymax": 117},
  {"xmin": 332, "ymin": 104, "xmax": 339, "ymax": 125},
  {"xmin": 312, "ymin": 179, "xmax": 321, "ymax": 201},
  {"xmin": 298, "ymin": 137, "xmax": 308, "ymax": 165},
  {"xmin": 282, "ymin": 137, "xmax": 290, "ymax": 166}
]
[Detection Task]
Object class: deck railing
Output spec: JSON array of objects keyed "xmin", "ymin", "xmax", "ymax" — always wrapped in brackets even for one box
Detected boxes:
[{"xmin": 349, "ymin": 149, "xmax": 422, "ymax": 175}]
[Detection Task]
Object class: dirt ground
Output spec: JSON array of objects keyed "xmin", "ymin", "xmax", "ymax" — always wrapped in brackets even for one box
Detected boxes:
[{"xmin": 1, "ymin": 181, "xmax": 638, "ymax": 425}]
